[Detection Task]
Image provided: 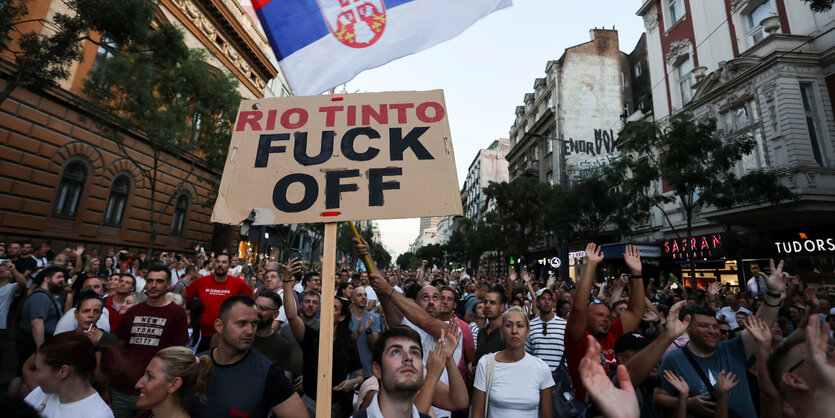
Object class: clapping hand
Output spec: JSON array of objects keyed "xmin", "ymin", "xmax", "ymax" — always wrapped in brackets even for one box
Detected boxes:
[
  {"xmin": 663, "ymin": 370, "xmax": 689, "ymax": 396},
  {"xmin": 716, "ymin": 370, "xmax": 740, "ymax": 395}
]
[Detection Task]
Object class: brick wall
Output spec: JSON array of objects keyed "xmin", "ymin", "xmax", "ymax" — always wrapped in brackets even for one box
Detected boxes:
[{"xmin": 0, "ymin": 78, "xmax": 230, "ymax": 253}]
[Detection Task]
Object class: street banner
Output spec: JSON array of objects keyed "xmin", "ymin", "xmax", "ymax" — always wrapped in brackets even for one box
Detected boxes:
[
  {"xmin": 211, "ymin": 90, "xmax": 463, "ymax": 225},
  {"xmin": 252, "ymin": 0, "xmax": 512, "ymax": 95}
]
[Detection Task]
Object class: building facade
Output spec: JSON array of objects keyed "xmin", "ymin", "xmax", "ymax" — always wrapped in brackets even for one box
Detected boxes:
[
  {"xmin": 507, "ymin": 29, "xmax": 648, "ymax": 185},
  {"xmin": 636, "ymin": 0, "xmax": 835, "ymax": 285},
  {"xmin": 461, "ymin": 138, "xmax": 510, "ymax": 223},
  {"xmin": 0, "ymin": 0, "xmax": 280, "ymax": 253}
]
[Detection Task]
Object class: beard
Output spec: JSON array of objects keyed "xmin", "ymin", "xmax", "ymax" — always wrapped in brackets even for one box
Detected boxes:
[{"xmin": 257, "ymin": 317, "xmax": 273, "ymax": 331}]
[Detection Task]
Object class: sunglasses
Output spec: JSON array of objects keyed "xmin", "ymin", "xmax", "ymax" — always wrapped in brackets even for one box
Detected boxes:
[
  {"xmin": 588, "ymin": 298, "xmax": 611, "ymax": 309},
  {"xmin": 719, "ymin": 329, "xmax": 730, "ymax": 335}
]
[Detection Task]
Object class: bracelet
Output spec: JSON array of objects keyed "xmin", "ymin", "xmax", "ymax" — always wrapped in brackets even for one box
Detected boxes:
[
  {"xmin": 389, "ymin": 287, "xmax": 396, "ymax": 298},
  {"xmin": 630, "ymin": 275, "xmax": 642, "ymax": 279},
  {"xmin": 282, "ymin": 279, "xmax": 294, "ymax": 283},
  {"xmin": 763, "ymin": 298, "xmax": 781, "ymax": 307},
  {"xmin": 765, "ymin": 291, "xmax": 782, "ymax": 299}
]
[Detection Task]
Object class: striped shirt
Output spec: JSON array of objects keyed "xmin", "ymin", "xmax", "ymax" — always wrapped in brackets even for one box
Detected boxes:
[
  {"xmin": 526, "ymin": 315, "xmax": 567, "ymax": 372},
  {"xmin": 469, "ymin": 322, "xmax": 480, "ymax": 347}
]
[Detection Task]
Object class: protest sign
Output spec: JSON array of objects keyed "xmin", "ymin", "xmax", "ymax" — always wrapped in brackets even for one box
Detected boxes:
[{"xmin": 211, "ymin": 90, "xmax": 463, "ymax": 225}]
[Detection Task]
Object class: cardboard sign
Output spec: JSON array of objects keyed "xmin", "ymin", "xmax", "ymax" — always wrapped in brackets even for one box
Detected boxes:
[{"xmin": 211, "ymin": 90, "xmax": 463, "ymax": 225}]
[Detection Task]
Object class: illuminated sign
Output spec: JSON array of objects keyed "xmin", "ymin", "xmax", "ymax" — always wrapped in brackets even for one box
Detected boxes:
[
  {"xmin": 774, "ymin": 236, "xmax": 835, "ymax": 254},
  {"xmin": 662, "ymin": 234, "xmax": 722, "ymax": 260}
]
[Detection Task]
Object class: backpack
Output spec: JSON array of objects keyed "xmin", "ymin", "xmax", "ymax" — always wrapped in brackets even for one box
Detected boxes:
[
  {"xmin": 456, "ymin": 294, "xmax": 475, "ymax": 320},
  {"xmin": 552, "ymin": 353, "xmax": 589, "ymax": 418}
]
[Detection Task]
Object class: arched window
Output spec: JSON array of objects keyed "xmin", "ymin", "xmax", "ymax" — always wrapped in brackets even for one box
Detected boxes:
[
  {"xmin": 54, "ymin": 161, "xmax": 87, "ymax": 216},
  {"xmin": 104, "ymin": 175, "xmax": 131, "ymax": 225},
  {"xmin": 172, "ymin": 194, "xmax": 189, "ymax": 236}
]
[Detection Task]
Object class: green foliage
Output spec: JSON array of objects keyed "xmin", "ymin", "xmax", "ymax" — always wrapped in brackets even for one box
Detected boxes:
[
  {"xmin": 0, "ymin": 0, "xmax": 155, "ymax": 104},
  {"xmin": 481, "ymin": 177, "xmax": 555, "ymax": 257},
  {"xmin": 619, "ymin": 113, "xmax": 796, "ymax": 238},
  {"xmin": 335, "ymin": 222, "xmax": 390, "ymax": 269},
  {"xmin": 803, "ymin": 0, "xmax": 833, "ymax": 12},
  {"xmin": 445, "ymin": 216, "xmax": 495, "ymax": 270},
  {"xmin": 395, "ymin": 251, "xmax": 414, "ymax": 269},
  {"xmin": 78, "ymin": 2, "xmax": 241, "ymax": 253},
  {"xmin": 414, "ymin": 243, "xmax": 445, "ymax": 268}
]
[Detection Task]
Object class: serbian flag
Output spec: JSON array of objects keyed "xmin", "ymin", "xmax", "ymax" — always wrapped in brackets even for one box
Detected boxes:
[{"xmin": 253, "ymin": 0, "xmax": 512, "ymax": 96}]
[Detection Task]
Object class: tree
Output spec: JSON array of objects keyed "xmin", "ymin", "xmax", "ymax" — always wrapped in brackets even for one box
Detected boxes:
[
  {"xmin": 803, "ymin": 0, "xmax": 832, "ymax": 12},
  {"xmin": 445, "ymin": 216, "xmax": 496, "ymax": 271},
  {"xmin": 0, "ymin": 0, "xmax": 154, "ymax": 105},
  {"xmin": 481, "ymin": 177, "xmax": 556, "ymax": 258},
  {"xmin": 335, "ymin": 222, "xmax": 390, "ymax": 269},
  {"xmin": 414, "ymin": 243, "xmax": 445, "ymax": 269},
  {"xmin": 618, "ymin": 113, "xmax": 795, "ymax": 242},
  {"xmin": 395, "ymin": 251, "xmax": 414, "ymax": 269},
  {"xmin": 546, "ymin": 161, "xmax": 647, "ymax": 243},
  {"xmin": 81, "ymin": 17, "xmax": 241, "ymax": 254}
]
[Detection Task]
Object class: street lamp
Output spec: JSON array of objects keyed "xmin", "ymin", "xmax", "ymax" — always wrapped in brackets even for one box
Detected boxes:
[{"xmin": 524, "ymin": 132, "xmax": 570, "ymax": 281}]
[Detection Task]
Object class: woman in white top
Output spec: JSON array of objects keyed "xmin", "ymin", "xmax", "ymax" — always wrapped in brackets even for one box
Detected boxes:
[
  {"xmin": 472, "ymin": 306, "xmax": 555, "ymax": 418},
  {"xmin": 23, "ymin": 332, "xmax": 119, "ymax": 418}
]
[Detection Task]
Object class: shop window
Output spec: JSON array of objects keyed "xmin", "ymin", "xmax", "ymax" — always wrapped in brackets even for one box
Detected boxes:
[
  {"xmin": 104, "ymin": 175, "xmax": 131, "ymax": 225},
  {"xmin": 668, "ymin": 0, "xmax": 685, "ymax": 24},
  {"xmin": 171, "ymin": 194, "xmax": 189, "ymax": 236},
  {"xmin": 746, "ymin": 1, "xmax": 773, "ymax": 46},
  {"xmin": 54, "ymin": 160, "xmax": 87, "ymax": 217},
  {"xmin": 800, "ymin": 83, "xmax": 826, "ymax": 167}
]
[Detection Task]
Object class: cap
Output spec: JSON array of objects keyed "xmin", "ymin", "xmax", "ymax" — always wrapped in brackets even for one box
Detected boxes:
[
  {"xmin": 614, "ymin": 332, "xmax": 653, "ymax": 354},
  {"xmin": 536, "ymin": 288, "xmax": 553, "ymax": 297}
]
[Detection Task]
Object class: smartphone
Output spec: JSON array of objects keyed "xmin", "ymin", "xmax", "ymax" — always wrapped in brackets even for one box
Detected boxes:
[
  {"xmin": 0, "ymin": 259, "xmax": 9, "ymax": 267},
  {"xmin": 288, "ymin": 249, "xmax": 302, "ymax": 262}
]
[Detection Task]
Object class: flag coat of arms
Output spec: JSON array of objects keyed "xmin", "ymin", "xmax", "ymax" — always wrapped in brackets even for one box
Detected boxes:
[{"xmin": 253, "ymin": 0, "xmax": 511, "ymax": 96}]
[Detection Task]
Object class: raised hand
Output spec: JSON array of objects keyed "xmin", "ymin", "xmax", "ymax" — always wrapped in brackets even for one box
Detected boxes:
[
  {"xmin": 508, "ymin": 269, "xmax": 518, "ymax": 283},
  {"xmin": 763, "ymin": 259, "xmax": 789, "ymax": 293},
  {"xmin": 665, "ymin": 300, "xmax": 690, "ymax": 338},
  {"xmin": 743, "ymin": 316, "xmax": 772, "ymax": 348},
  {"xmin": 75, "ymin": 245, "xmax": 85, "ymax": 256},
  {"xmin": 579, "ymin": 335, "xmax": 640, "ymax": 418},
  {"xmin": 663, "ymin": 370, "xmax": 689, "ymax": 395},
  {"xmin": 805, "ymin": 315, "xmax": 835, "ymax": 388},
  {"xmin": 716, "ymin": 370, "xmax": 740, "ymax": 395},
  {"xmin": 623, "ymin": 245, "xmax": 642, "ymax": 275},
  {"xmin": 521, "ymin": 269, "xmax": 531, "ymax": 283},
  {"xmin": 586, "ymin": 243, "xmax": 604, "ymax": 266},
  {"xmin": 708, "ymin": 281, "xmax": 721, "ymax": 296}
]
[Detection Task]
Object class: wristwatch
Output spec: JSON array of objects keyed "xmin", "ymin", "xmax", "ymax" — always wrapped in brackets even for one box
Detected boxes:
[{"xmin": 352, "ymin": 381, "xmax": 360, "ymax": 391}]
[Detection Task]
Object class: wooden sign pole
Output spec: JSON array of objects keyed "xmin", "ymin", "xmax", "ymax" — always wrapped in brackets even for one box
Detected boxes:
[{"xmin": 316, "ymin": 222, "xmax": 337, "ymax": 418}]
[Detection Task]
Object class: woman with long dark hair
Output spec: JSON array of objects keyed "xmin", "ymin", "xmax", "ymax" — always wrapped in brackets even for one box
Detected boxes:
[
  {"xmin": 23, "ymin": 332, "xmax": 136, "ymax": 417},
  {"xmin": 283, "ymin": 259, "xmax": 362, "ymax": 418}
]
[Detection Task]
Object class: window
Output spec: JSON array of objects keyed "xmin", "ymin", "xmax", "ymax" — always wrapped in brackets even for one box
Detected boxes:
[
  {"xmin": 91, "ymin": 36, "xmax": 119, "ymax": 72},
  {"xmin": 800, "ymin": 83, "xmax": 825, "ymax": 167},
  {"xmin": 746, "ymin": 2, "xmax": 772, "ymax": 45},
  {"xmin": 722, "ymin": 101, "xmax": 765, "ymax": 174},
  {"xmin": 676, "ymin": 57, "xmax": 694, "ymax": 105},
  {"xmin": 634, "ymin": 62, "xmax": 642, "ymax": 77},
  {"xmin": 668, "ymin": 0, "xmax": 685, "ymax": 24},
  {"xmin": 624, "ymin": 102, "xmax": 631, "ymax": 116},
  {"xmin": 104, "ymin": 175, "xmax": 130, "ymax": 225},
  {"xmin": 546, "ymin": 171, "xmax": 553, "ymax": 185},
  {"xmin": 546, "ymin": 138, "xmax": 553, "ymax": 153},
  {"xmin": 172, "ymin": 194, "xmax": 189, "ymax": 236},
  {"xmin": 622, "ymin": 72, "xmax": 629, "ymax": 88},
  {"xmin": 54, "ymin": 161, "xmax": 87, "ymax": 216}
]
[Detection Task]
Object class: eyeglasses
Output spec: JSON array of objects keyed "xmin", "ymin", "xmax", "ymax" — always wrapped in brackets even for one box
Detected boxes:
[
  {"xmin": 255, "ymin": 304, "xmax": 277, "ymax": 312},
  {"xmin": 787, "ymin": 359, "xmax": 805, "ymax": 373}
]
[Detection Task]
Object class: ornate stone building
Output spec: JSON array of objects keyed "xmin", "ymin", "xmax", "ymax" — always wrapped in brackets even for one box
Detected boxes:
[
  {"xmin": 636, "ymin": 0, "xmax": 835, "ymax": 284},
  {"xmin": 0, "ymin": 0, "xmax": 282, "ymax": 253}
]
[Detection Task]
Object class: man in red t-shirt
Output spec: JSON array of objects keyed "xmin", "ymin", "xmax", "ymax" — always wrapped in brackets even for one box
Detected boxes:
[
  {"xmin": 565, "ymin": 243, "xmax": 645, "ymax": 402},
  {"xmin": 114, "ymin": 265, "xmax": 189, "ymax": 418},
  {"xmin": 185, "ymin": 253, "xmax": 251, "ymax": 347}
]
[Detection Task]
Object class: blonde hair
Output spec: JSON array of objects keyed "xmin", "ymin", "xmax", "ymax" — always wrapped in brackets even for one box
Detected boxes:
[
  {"xmin": 501, "ymin": 306, "xmax": 530, "ymax": 328},
  {"xmin": 154, "ymin": 346, "xmax": 198, "ymax": 405}
]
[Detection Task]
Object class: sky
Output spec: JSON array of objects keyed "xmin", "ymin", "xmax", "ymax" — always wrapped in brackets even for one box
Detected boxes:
[{"xmin": 338, "ymin": 1, "xmax": 647, "ymax": 257}]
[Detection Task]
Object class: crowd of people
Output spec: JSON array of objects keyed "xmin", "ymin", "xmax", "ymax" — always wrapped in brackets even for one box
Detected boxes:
[{"xmin": 0, "ymin": 238, "xmax": 834, "ymax": 418}]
